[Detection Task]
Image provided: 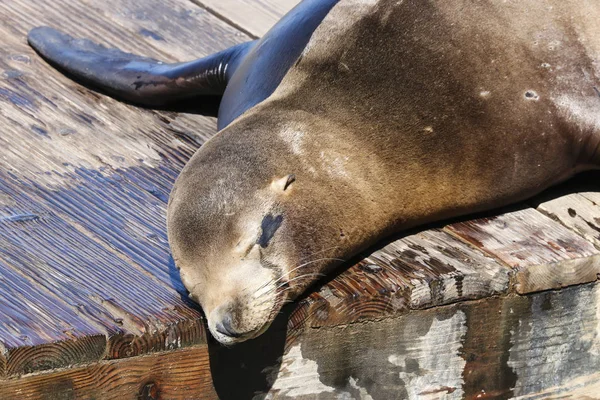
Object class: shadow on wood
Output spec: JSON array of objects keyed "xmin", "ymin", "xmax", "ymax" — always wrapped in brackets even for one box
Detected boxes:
[{"xmin": 207, "ymin": 304, "xmax": 291, "ymax": 399}]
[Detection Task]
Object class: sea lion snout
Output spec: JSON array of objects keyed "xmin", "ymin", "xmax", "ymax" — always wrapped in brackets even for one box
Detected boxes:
[
  {"xmin": 209, "ymin": 298, "xmax": 275, "ymax": 343},
  {"xmin": 203, "ymin": 271, "xmax": 284, "ymax": 344}
]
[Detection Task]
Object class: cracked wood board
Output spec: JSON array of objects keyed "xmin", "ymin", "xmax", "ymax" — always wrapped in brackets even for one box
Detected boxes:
[
  {"xmin": 533, "ymin": 173, "xmax": 600, "ymax": 251},
  {"xmin": 537, "ymin": 193, "xmax": 600, "ymax": 250},
  {"xmin": 3, "ymin": 0, "xmax": 600, "ymax": 393},
  {"xmin": 4, "ymin": 282, "xmax": 597, "ymax": 399},
  {"xmin": 445, "ymin": 207, "xmax": 600, "ymax": 294}
]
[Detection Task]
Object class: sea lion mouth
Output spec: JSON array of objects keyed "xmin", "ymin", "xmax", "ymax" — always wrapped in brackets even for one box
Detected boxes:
[{"xmin": 210, "ymin": 272, "xmax": 290, "ymax": 345}]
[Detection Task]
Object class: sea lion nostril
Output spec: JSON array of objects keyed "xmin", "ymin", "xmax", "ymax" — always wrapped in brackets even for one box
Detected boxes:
[{"xmin": 215, "ymin": 314, "xmax": 243, "ymax": 338}]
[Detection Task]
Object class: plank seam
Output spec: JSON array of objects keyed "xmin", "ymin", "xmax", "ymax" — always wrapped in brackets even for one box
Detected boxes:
[{"xmin": 188, "ymin": 0, "xmax": 259, "ymax": 39}]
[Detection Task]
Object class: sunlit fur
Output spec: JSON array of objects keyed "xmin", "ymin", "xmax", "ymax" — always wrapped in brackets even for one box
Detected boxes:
[{"xmin": 168, "ymin": 0, "xmax": 600, "ymax": 344}]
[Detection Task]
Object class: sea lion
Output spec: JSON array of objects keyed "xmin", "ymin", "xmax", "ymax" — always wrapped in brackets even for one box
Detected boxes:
[{"xmin": 28, "ymin": 0, "xmax": 600, "ymax": 345}]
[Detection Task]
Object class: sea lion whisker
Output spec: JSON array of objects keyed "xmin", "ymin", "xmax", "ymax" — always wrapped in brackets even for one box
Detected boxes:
[
  {"xmin": 254, "ymin": 272, "xmax": 326, "ymax": 307},
  {"xmin": 297, "ymin": 246, "xmax": 340, "ymax": 262},
  {"xmin": 270, "ymin": 257, "xmax": 345, "ymax": 286},
  {"xmin": 275, "ymin": 272, "xmax": 326, "ymax": 290},
  {"xmin": 250, "ymin": 257, "xmax": 345, "ymax": 296}
]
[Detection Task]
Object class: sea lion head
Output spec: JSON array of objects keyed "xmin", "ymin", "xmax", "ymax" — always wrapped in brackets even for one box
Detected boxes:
[{"xmin": 167, "ymin": 121, "xmax": 364, "ymax": 345}]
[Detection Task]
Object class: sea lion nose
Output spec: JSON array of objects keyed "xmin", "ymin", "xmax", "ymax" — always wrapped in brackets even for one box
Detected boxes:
[{"xmin": 215, "ymin": 312, "xmax": 243, "ymax": 338}]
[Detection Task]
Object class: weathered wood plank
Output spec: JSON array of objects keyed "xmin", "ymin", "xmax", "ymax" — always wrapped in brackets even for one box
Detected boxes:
[
  {"xmin": 0, "ymin": 345, "xmax": 217, "ymax": 400},
  {"xmin": 5, "ymin": 336, "xmax": 107, "ymax": 377},
  {"xmin": 4, "ymin": 283, "xmax": 598, "ymax": 399},
  {"xmin": 263, "ymin": 283, "xmax": 600, "ymax": 399},
  {"xmin": 0, "ymin": 352, "xmax": 5, "ymax": 378},
  {"xmin": 3, "ymin": 0, "xmax": 600, "ymax": 393},
  {"xmin": 0, "ymin": 254, "xmax": 102, "ymax": 350},
  {"xmin": 0, "ymin": 246, "xmax": 108, "ymax": 376},
  {"xmin": 288, "ymin": 228, "xmax": 512, "ymax": 331},
  {"xmin": 445, "ymin": 208, "xmax": 600, "ymax": 294},
  {"xmin": 514, "ymin": 374, "xmax": 600, "ymax": 399},
  {"xmin": 0, "ymin": 0, "xmax": 247, "ymax": 373},
  {"xmin": 537, "ymin": 193, "xmax": 600, "ymax": 250},
  {"xmin": 195, "ymin": 0, "xmax": 300, "ymax": 37}
]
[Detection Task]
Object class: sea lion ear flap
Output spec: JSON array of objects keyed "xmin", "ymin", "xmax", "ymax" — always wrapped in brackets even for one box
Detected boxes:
[{"xmin": 271, "ymin": 174, "xmax": 296, "ymax": 192}]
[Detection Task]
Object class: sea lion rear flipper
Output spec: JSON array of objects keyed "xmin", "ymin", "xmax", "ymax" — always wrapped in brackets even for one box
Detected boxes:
[{"xmin": 27, "ymin": 26, "xmax": 255, "ymax": 106}]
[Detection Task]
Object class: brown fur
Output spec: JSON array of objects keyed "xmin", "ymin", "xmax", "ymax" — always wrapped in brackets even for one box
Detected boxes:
[{"xmin": 168, "ymin": 0, "xmax": 600, "ymax": 344}]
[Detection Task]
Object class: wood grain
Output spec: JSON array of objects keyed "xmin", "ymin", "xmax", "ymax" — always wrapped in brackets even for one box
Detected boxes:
[
  {"xmin": 5, "ymin": 335, "xmax": 107, "ymax": 376},
  {"xmin": 2, "ymin": 0, "xmax": 600, "ymax": 395},
  {"xmin": 264, "ymin": 282, "xmax": 600, "ymax": 399},
  {"xmin": 3, "ymin": 283, "xmax": 599, "ymax": 399},
  {"xmin": 195, "ymin": 0, "xmax": 300, "ymax": 37},
  {"xmin": 0, "ymin": 0, "xmax": 246, "ymax": 374},
  {"xmin": 288, "ymin": 228, "xmax": 512, "ymax": 331},
  {"xmin": 537, "ymin": 193, "xmax": 600, "ymax": 250},
  {"xmin": 445, "ymin": 208, "xmax": 600, "ymax": 294},
  {"xmin": 0, "ymin": 345, "xmax": 218, "ymax": 400}
]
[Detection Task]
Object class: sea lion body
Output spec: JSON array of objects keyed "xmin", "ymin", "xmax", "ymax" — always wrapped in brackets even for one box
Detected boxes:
[{"xmin": 29, "ymin": 0, "xmax": 600, "ymax": 344}]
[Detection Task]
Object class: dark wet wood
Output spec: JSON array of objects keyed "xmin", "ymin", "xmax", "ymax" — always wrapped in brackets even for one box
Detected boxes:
[{"xmin": 2, "ymin": 0, "xmax": 600, "ymax": 397}]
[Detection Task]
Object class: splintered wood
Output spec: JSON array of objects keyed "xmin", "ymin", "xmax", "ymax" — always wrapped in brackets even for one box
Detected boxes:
[{"xmin": 1, "ymin": 0, "xmax": 599, "ymax": 398}]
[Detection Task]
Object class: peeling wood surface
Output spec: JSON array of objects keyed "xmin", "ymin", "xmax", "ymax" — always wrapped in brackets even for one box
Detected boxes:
[
  {"xmin": 288, "ymin": 228, "xmax": 512, "ymax": 331},
  {"xmin": 2, "ymin": 0, "xmax": 600, "ymax": 397},
  {"xmin": 261, "ymin": 283, "xmax": 600, "ymax": 400},
  {"xmin": 537, "ymin": 193, "xmax": 600, "ymax": 250},
  {"xmin": 446, "ymin": 207, "xmax": 600, "ymax": 294}
]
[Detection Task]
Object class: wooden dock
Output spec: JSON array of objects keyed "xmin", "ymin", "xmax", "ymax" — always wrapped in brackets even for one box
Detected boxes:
[{"xmin": 1, "ymin": 0, "xmax": 600, "ymax": 398}]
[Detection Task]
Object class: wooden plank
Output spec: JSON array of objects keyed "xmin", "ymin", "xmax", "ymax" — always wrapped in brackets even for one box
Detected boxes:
[
  {"xmin": 5, "ymin": 336, "xmax": 107, "ymax": 377},
  {"xmin": 3, "ymin": 0, "xmax": 600, "ymax": 389},
  {"xmin": 445, "ymin": 208, "xmax": 600, "ymax": 294},
  {"xmin": 0, "ymin": 250, "xmax": 108, "ymax": 376},
  {"xmin": 195, "ymin": 0, "xmax": 300, "ymax": 37},
  {"xmin": 0, "ymin": 0, "xmax": 247, "ymax": 373},
  {"xmin": 533, "ymin": 172, "xmax": 600, "ymax": 250},
  {"xmin": 0, "ymin": 255, "xmax": 103, "ymax": 349},
  {"xmin": 263, "ymin": 283, "xmax": 600, "ymax": 399},
  {"xmin": 288, "ymin": 228, "xmax": 511, "ymax": 330},
  {"xmin": 514, "ymin": 374, "xmax": 600, "ymax": 399},
  {"xmin": 537, "ymin": 193, "xmax": 600, "ymax": 250},
  {"xmin": 0, "ymin": 345, "xmax": 218, "ymax": 400},
  {"xmin": 4, "ymin": 283, "xmax": 598, "ymax": 399}
]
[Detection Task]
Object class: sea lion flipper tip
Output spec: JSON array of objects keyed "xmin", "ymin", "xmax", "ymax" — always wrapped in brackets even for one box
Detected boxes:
[{"xmin": 26, "ymin": 26, "xmax": 255, "ymax": 106}]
